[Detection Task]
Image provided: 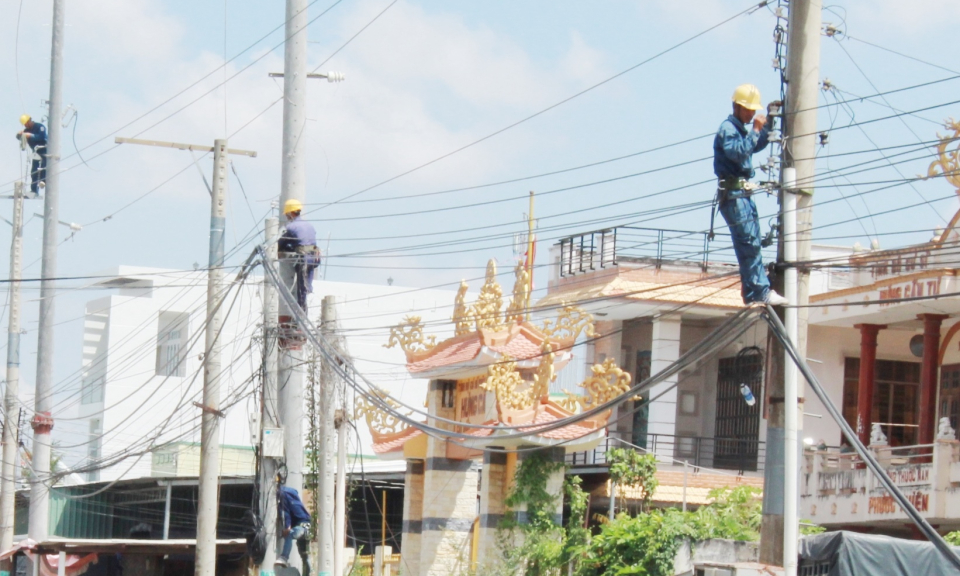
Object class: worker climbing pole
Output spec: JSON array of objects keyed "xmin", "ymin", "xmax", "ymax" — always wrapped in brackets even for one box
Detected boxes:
[
  {"xmin": 15, "ymin": 115, "xmax": 48, "ymax": 198},
  {"xmin": 712, "ymin": 84, "xmax": 787, "ymax": 307},
  {"xmin": 277, "ymin": 199, "xmax": 321, "ymax": 349}
]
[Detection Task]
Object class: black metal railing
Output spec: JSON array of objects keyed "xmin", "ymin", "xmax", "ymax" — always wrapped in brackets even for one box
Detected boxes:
[
  {"xmin": 565, "ymin": 434, "xmax": 766, "ymax": 474},
  {"xmin": 558, "ymin": 226, "xmax": 736, "ymax": 278}
]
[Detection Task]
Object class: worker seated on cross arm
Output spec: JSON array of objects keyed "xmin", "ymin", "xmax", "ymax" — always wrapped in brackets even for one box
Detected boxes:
[
  {"xmin": 15, "ymin": 115, "xmax": 47, "ymax": 196},
  {"xmin": 279, "ymin": 199, "xmax": 321, "ymax": 312},
  {"xmin": 276, "ymin": 485, "xmax": 312, "ymax": 572},
  {"xmin": 713, "ymin": 84, "xmax": 787, "ymax": 307}
]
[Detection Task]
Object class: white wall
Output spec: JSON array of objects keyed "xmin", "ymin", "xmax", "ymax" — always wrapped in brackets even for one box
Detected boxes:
[{"xmin": 72, "ymin": 267, "xmax": 455, "ymax": 482}]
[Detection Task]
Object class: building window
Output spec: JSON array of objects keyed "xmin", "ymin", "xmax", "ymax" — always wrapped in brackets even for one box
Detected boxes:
[
  {"xmin": 156, "ymin": 311, "xmax": 189, "ymax": 377},
  {"xmin": 81, "ymin": 375, "xmax": 104, "ymax": 405},
  {"xmin": 439, "ymin": 380, "xmax": 456, "ymax": 409},
  {"xmin": 842, "ymin": 358, "xmax": 920, "ymax": 446},
  {"xmin": 713, "ymin": 353, "xmax": 763, "ymax": 472}
]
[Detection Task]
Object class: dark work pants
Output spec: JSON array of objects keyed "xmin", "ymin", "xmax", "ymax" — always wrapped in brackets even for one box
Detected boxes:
[
  {"xmin": 719, "ymin": 192, "xmax": 770, "ymax": 304},
  {"xmin": 31, "ymin": 146, "xmax": 47, "ymax": 194}
]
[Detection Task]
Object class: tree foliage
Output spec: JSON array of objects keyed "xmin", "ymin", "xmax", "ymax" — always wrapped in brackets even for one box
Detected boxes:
[{"xmin": 606, "ymin": 448, "xmax": 658, "ymax": 509}]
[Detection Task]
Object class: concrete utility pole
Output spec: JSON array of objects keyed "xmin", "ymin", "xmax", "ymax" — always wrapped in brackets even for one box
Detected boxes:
[
  {"xmin": 195, "ymin": 140, "xmax": 229, "ymax": 576},
  {"xmin": 318, "ymin": 296, "xmax": 339, "ymax": 576},
  {"xmin": 277, "ymin": 0, "xmax": 309, "ymax": 570},
  {"xmin": 760, "ymin": 1, "xmax": 821, "ymax": 572},
  {"xmin": 29, "ymin": 0, "xmax": 66, "ymax": 542},
  {"xmin": 334, "ymin": 407, "xmax": 348, "ymax": 576},
  {"xmin": 260, "ymin": 216, "xmax": 281, "ymax": 569},
  {"xmin": 1, "ymin": 183, "xmax": 24, "ymax": 554}
]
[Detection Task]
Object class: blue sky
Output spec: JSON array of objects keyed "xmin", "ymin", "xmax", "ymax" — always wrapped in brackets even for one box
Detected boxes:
[{"xmin": 2, "ymin": 0, "xmax": 960, "ymax": 451}]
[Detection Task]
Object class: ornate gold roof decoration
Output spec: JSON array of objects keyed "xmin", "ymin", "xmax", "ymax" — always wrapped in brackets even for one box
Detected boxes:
[
  {"xmin": 531, "ymin": 341, "xmax": 556, "ymax": 402},
  {"xmin": 355, "ymin": 388, "xmax": 411, "ymax": 436},
  {"xmin": 469, "ymin": 260, "xmax": 505, "ymax": 331},
  {"xmin": 481, "ymin": 356, "xmax": 533, "ymax": 412},
  {"xmin": 540, "ymin": 304, "xmax": 598, "ymax": 343},
  {"xmin": 453, "ymin": 280, "xmax": 471, "ymax": 336},
  {"xmin": 926, "ymin": 118, "xmax": 960, "ymax": 192},
  {"xmin": 384, "ymin": 315, "xmax": 436, "ymax": 355},
  {"xmin": 563, "ymin": 358, "xmax": 635, "ymax": 412},
  {"xmin": 506, "ymin": 260, "xmax": 531, "ymax": 325}
]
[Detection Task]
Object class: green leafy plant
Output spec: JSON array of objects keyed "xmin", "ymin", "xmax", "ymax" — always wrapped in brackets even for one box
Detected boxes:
[
  {"xmin": 606, "ymin": 448, "xmax": 658, "ymax": 512},
  {"xmin": 946, "ymin": 531, "xmax": 960, "ymax": 546},
  {"xmin": 497, "ymin": 450, "xmax": 567, "ymax": 576}
]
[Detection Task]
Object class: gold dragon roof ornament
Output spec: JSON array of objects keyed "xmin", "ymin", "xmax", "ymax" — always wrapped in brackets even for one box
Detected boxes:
[
  {"xmin": 355, "ymin": 387, "xmax": 412, "ymax": 435},
  {"xmin": 384, "ymin": 315, "xmax": 436, "ymax": 355},
  {"xmin": 926, "ymin": 118, "xmax": 960, "ymax": 192}
]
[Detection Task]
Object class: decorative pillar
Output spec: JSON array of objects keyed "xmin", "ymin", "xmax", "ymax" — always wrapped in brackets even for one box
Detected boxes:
[
  {"xmin": 918, "ymin": 314, "xmax": 950, "ymax": 445},
  {"xmin": 401, "ymin": 460, "xmax": 424, "ymax": 576},
  {"xmin": 854, "ymin": 324, "xmax": 885, "ymax": 445},
  {"xmin": 477, "ymin": 448, "xmax": 508, "ymax": 570},
  {"xmin": 419, "ymin": 379, "xmax": 477, "ymax": 576},
  {"xmin": 649, "ymin": 315, "xmax": 682, "ymax": 461}
]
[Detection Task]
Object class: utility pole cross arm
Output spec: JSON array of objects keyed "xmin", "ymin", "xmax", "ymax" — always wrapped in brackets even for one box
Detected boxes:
[{"xmin": 114, "ymin": 137, "xmax": 257, "ymax": 158}]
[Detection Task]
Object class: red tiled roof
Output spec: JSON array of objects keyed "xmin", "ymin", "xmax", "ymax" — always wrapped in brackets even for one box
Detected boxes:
[
  {"xmin": 371, "ymin": 427, "xmax": 423, "ymax": 455},
  {"xmin": 407, "ymin": 338, "xmax": 482, "ymax": 373},
  {"xmin": 523, "ymin": 409, "xmax": 594, "ymax": 440},
  {"xmin": 406, "ymin": 323, "xmax": 556, "ymax": 374}
]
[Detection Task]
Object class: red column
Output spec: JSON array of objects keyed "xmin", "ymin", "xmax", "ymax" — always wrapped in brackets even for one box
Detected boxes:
[
  {"xmin": 855, "ymin": 324, "xmax": 886, "ymax": 445},
  {"xmin": 918, "ymin": 314, "xmax": 950, "ymax": 446}
]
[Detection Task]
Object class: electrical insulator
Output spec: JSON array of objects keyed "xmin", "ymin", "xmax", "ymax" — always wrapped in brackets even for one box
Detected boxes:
[
  {"xmin": 819, "ymin": 132, "xmax": 829, "ymax": 146},
  {"xmin": 775, "ymin": 6, "xmax": 786, "ymax": 19},
  {"xmin": 821, "ymin": 78, "xmax": 834, "ymax": 92},
  {"xmin": 824, "ymin": 24, "xmax": 840, "ymax": 37},
  {"xmin": 772, "ymin": 58, "xmax": 782, "ymax": 70},
  {"xmin": 325, "ymin": 71, "xmax": 345, "ymax": 83}
]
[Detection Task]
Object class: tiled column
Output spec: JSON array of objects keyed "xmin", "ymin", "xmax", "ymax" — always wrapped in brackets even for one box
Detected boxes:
[
  {"xmin": 918, "ymin": 314, "xmax": 950, "ymax": 445},
  {"xmin": 400, "ymin": 460, "xmax": 424, "ymax": 576},
  {"xmin": 854, "ymin": 324, "xmax": 885, "ymax": 445},
  {"xmin": 514, "ymin": 447, "xmax": 566, "ymax": 528},
  {"xmin": 649, "ymin": 315, "xmax": 681, "ymax": 461},
  {"xmin": 420, "ymin": 380, "xmax": 477, "ymax": 576},
  {"xmin": 477, "ymin": 448, "xmax": 508, "ymax": 570}
]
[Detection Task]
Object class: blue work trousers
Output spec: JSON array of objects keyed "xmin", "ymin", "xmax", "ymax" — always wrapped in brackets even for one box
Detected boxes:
[
  {"xmin": 719, "ymin": 193, "xmax": 770, "ymax": 304},
  {"xmin": 280, "ymin": 522, "xmax": 311, "ymax": 573}
]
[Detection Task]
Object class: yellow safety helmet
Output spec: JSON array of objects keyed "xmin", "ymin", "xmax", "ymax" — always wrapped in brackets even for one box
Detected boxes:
[
  {"xmin": 19, "ymin": 115, "xmax": 31, "ymax": 126},
  {"xmin": 283, "ymin": 199, "xmax": 303, "ymax": 215},
  {"xmin": 732, "ymin": 84, "xmax": 762, "ymax": 111}
]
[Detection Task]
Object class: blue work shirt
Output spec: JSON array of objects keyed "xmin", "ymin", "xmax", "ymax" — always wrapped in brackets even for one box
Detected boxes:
[
  {"xmin": 279, "ymin": 486, "xmax": 312, "ymax": 529},
  {"xmin": 279, "ymin": 215, "xmax": 317, "ymax": 253},
  {"xmin": 16, "ymin": 122, "xmax": 47, "ymax": 150},
  {"xmin": 712, "ymin": 115, "xmax": 770, "ymax": 180}
]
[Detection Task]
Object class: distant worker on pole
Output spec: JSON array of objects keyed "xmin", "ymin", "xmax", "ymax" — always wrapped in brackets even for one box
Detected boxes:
[
  {"xmin": 713, "ymin": 84, "xmax": 787, "ymax": 306},
  {"xmin": 15, "ymin": 115, "xmax": 47, "ymax": 197},
  {"xmin": 276, "ymin": 484, "xmax": 312, "ymax": 573},
  {"xmin": 279, "ymin": 199, "xmax": 320, "ymax": 312}
]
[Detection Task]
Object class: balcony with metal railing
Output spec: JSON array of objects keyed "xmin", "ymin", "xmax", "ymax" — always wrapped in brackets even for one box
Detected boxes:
[
  {"xmin": 557, "ymin": 226, "xmax": 744, "ymax": 278},
  {"xmin": 565, "ymin": 433, "xmax": 766, "ymax": 476}
]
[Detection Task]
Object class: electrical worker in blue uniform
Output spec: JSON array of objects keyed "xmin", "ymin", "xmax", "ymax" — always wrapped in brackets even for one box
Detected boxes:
[
  {"xmin": 276, "ymin": 484, "xmax": 312, "ymax": 573},
  {"xmin": 15, "ymin": 115, "xmax": 47, "ymax": 196},
  {"xmin": 279, "ymin": 199, "xmax": 321, "ymax": 312},
  {"xmin": 713, "ymin": 84, "xmax": 787, "ymax": 306}
]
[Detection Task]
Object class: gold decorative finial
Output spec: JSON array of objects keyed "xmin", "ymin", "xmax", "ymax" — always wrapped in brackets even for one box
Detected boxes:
[
  {"xmin": 453, "ymin": 280, "xmax": 471, "ymax": 336},
  {"xmin": 384, "ymin": 315, "xmax": 436, "ymax": 354},
  {"xmin": 481, "ymin": 356, "xmax": 533, "ymax": 412},
  {"xmin": 506, "ymin": 261, "xmax": 531, "ymax": 325},
  {"xmin": 467, "ymin": 260, "xmax": 504, "ymax": 331},
  {"xmin": 926, "ymin": 118, "xmax": 960, "ymax": 192},
  {"xmin": 355, "ymin": 388, "xmax": 411, "ymax": 435}
]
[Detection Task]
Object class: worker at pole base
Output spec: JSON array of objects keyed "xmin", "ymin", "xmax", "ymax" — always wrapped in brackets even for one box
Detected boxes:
[
  {"xmin": 276, "ymin": 484, "xmax": 312, "ymax": 573},
  {"xmin": 713, "ymin": 84, "xmax": 787, "ymax": 306},
  {"xmin": 15, "ymin": 115, "xmax": 47, "ymax": 197},
  {"xmin": 279, "ymin": 199, "xmax": 321, "ymax": 312}
]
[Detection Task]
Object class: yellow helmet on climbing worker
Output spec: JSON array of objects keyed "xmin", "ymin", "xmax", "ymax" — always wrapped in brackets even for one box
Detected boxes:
[
  {"xmin": 283, "ymin": 199, "xmax": 303, "ymax": 216},
  {"xmin": 19, "ymin": 115, "xmax": 31, "ymax": 126},
  {"xmin": 731, "ymin": 84, "xmax": 762, "ymax": 111}
]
